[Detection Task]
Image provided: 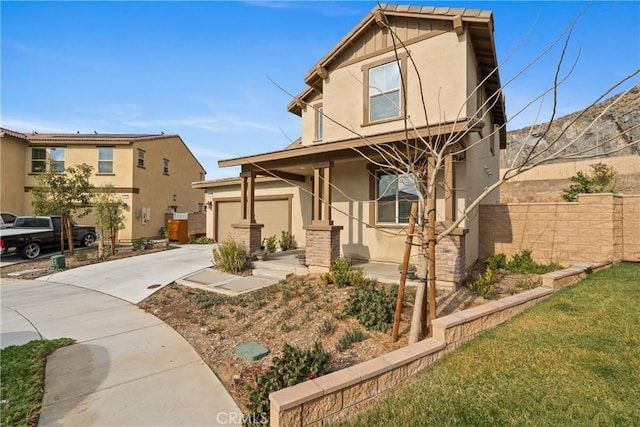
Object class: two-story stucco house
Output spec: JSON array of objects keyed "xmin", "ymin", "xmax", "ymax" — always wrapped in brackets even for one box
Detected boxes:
[
  {"xmin": 1, "ymin": 128, "xmax": 206, "ymax": 241},
  {"xmin": 195, "ymin": 4, "xmax": 506, "ymax": 288}
]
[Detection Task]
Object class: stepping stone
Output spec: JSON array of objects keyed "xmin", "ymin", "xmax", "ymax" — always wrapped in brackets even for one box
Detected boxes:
[{"xmin": 236, "ymin": 342, "xmax": 269, "ymax": 361}]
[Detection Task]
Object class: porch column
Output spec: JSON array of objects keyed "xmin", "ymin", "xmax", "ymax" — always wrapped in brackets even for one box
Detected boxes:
[
  {"xmin": 232, "ymin": 171, "xmax": 263, "ymax": 256},
  {"xmin": 304, "ymin": 161, "xmax": 342, "ymax": 272}
]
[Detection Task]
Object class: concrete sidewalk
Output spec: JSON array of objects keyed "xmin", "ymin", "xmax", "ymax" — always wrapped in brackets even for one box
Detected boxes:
[
  {"xmin": 1, "ymin": 278, "xmax": 242, "ymax": 426},
  {"xmin": 41, "ymin": 244, "xmax": 217, "ymax": 304}
]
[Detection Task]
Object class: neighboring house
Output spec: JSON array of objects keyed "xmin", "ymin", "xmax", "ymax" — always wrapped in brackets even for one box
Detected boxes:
[
  {"xmin": 0, "ymin": 128, "xmax": 206, "ymax": 241},
  {"xmin": 195, "ymin": 4, "xmax": 506, "ymax": 288}
]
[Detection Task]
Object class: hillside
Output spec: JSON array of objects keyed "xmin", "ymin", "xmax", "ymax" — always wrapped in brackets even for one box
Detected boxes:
[{"xmin": 502, "ymin": 86, "xmax": 640, "ymax": 167}]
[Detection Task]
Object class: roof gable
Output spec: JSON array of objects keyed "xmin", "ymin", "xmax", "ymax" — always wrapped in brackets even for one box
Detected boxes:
[{"xmin": 288, "ymin": 3, "xmax": 504, "ymax": 126}]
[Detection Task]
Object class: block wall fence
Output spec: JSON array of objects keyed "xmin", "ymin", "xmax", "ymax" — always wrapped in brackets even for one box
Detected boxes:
[{"xmin": 479, "ymin": 194, "xmax": 640, "ymax": 265}]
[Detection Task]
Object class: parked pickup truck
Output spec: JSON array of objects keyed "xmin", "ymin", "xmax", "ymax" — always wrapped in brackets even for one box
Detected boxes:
[{"xmin": 0, "ymin": 216, "xmax": 96, "ymax": 259}]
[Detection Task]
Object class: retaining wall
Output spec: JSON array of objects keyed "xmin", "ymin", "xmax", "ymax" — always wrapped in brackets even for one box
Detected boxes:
[{"xmin": 269, "ymin": 263, "xmax": 609, "ymax": 426}]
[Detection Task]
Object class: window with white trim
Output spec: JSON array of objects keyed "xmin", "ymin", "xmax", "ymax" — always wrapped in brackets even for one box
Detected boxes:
[
  {"xmin": 50, "ymin": 148, "xmax": 65, "ymax": 172},
  {"xmin": 315, "ymin": 105, "xmax": 323, "ymax": 140},
  {"xmin": 163, "ymin": 158, "xmax": 169, "ymax": 175},
  {"xmin": 137, "ymin": 149, "xmax": 145, "ymax": 167},
  {"xmin": 376, "ymin": 170, "xmax": 419, "ymax": 225},
  {"xmin": 31, "ymin": 148, "xmax": 47, "ymax": 173},
  {"xmin": 31, "ymin": 147, "xmax": 66, "ymax": 173},
  {"xmin": 98, "ymin": 147, "xmax": 114, "ymax": 174},
  {"xmin": 368, "ymin": 62, "xmax": 401, "ymax": 122}
]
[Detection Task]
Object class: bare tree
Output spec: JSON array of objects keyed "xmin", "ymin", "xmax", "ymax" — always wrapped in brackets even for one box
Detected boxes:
[{"xmin": 264, "ymin": 5, "xmax": 639, "ymax": 343}]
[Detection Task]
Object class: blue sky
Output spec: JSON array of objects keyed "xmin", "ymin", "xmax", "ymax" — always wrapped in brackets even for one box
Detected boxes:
[{"xmin": 2, "ymin": 1, "xmax": 638, "ymax": 179}]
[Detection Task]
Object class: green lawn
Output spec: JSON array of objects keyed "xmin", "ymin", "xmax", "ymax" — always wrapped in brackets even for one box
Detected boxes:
[
  {"xmin": 339, "ymin": 263, "xmax": 640, "ymax": 426},
  {"xmin": 1, "ymin": 338, "xmax": 74, "ymax": 427}
]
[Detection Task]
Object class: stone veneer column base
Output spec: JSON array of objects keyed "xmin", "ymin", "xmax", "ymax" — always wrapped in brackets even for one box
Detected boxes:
[
  {"xmin": 304, "ymin": 224, "xmax": 343, "ymax": 270},
  {"xmin": 231, "ymin": 222, "xmax": 264, "ymax": 256},
  {"xmin": 435, "ymin": 232, "xmax": 466, "ymax": 290}
]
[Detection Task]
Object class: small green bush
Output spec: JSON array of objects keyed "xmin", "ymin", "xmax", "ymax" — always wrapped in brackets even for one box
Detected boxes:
[
  {"xmin": 212, "ymin": 238, "xmax": 247, "ymax": 274},
  {"xmin": 245, "ymin": 342, "xmax": 330, "ymax": 426},
  {"xmin": 344, "ymin": 283, "xmax": 398, "ymax": 332},
  {"xmin": 190, "ymin": 292, "xmax": 228, "ymax": 309},
  {"xmin": 263, "ymin": 235, "xmax": 278, "ymax": 253},
  {"xmin": 336, "ymin": 329, "xmax": 366, "ymax": 352},
  {"xmin": 328, "ymin": 256, "xmax": 368, "ymax": 288},
  {"xmin": 194, "ymin": 236, "xmax": 215, "ymax": 244},
  {"xmin": 132, "ymin": 237, "xmax": 154, "ymax": 251},
  {"xmin": 507, "ymin": 250, "xmax": 561, "ymax": 274},
  {"xmin": 468, "ymin": 268, "xmax": 498, "ymax": 298},
  {"xmin": 318, "ymin": 319, "xmax": 335, "ymax": 336},
  {"xmin": 486, "ymin": 253, "xmax": 507, "ymax": 270},
  {"xmin": 279, "ymin": 231, "xmax": 291, "ymax": 251}
]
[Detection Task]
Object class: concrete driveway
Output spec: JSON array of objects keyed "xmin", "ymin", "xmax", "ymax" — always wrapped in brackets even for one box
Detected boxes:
[
  {"xmin": 1, "ymin": 244, "xmax": 243, "ymax": 426},
  {"xmin": 41, "ymin": 244, "xmax": 216, "ymax": 303}
]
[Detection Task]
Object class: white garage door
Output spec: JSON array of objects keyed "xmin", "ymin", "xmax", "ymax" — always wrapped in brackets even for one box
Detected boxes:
[{"xmin": 215, "ymin": 198, "xmax": 290, "ymax": 242}]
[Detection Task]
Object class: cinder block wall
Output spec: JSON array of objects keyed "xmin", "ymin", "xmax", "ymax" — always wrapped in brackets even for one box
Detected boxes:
[{"xmin": 479, "ymin": 194, "xmax": 639, "ymax": 264}]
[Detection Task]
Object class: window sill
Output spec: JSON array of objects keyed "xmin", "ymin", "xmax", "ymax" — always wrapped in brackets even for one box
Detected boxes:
[
  {"xmin": 137, "ymin": 165, "xmax": 145, "ymax": 169},
  {"xmin": 163, "ymin": 173, "xmax": 169, "ymax": 176},
  {"xmin": 96, "ymin": 173, "xmax": 115, "ymax": 176},
  {"xmin": 362, "ymin": 115, "xmax": 404, "ymax": 128},
  {"xmin": 365, "ymin": 223, "xmax": 409, "ymax": 229}
]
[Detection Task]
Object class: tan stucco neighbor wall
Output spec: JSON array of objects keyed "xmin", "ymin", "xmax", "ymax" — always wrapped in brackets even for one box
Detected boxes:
[
  {"xmin": 0, "ymin": 135, "xmax": 27, "ymax": 214},
  {"xmin": 479, "ymin": 193, "xmax": 639, "ymax": 264}
]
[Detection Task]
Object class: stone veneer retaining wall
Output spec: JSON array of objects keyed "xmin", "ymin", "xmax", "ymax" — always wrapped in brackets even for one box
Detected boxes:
[
  {"xmin": 231, "ymin": 223, "xmax": 263, "ymax": 256},
  {"xmin": 304, "ymin": 225, "xmax": 342, "ymax": 269},
  {"xmin": 479, "ymin": 194, "xmax": 640, "ymax": 265},
  {"xmin": 269, "ymin": 262, "xmax": 610, "ymax": 426}
]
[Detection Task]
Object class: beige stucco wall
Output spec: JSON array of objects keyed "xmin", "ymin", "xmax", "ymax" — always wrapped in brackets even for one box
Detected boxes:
[
  {"xmin": 129, "ymin": 137, "xmax": 205, "ymax": 240},
  {"xmin": 0, "ymin": 135, "xmax": 27, "ymax": 214},
  {"xmin": 305, "ymin": 31, "xmax": 468, "ymax": 145}
]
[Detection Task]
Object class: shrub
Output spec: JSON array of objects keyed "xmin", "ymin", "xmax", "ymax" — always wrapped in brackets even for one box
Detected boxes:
[
  {"xmin": 194, "ymin": 236, "xmax": 214, "ymax": 244},
  {"xmin": 328, "ymin": 256, "xmax": 368, "ymax": 288},
  {"xmin": 263, "ymin": 235, "xmax": 278, "ymax": 253},
  {"xmin": 212, "ymin": 238, "xmax": 247, "ymax": 274},
  {"xmin": 336, "ymin": 329, "xmax": 366, "ymax": 352},
  {"xmin": 468, "ymin": 268, "xmax": 498, "ymax": 298},
  {"xmin": 190, "ymin": 292, "xmax": 228, "ymax": 309},
  {"xmin": 318, "ymin": 319, "xmax": 335, "ymax": 336},
  {"xmin": 561, "ymin": 162, "xmax": 617, "ymax": 201},
  {"xmin": 507, "ymin": 249, "xmax": 561, "ymax": 274},
  {"xmin": 245, "ymin": 342, "xmax": 330, "ymax": 426},
  {"xmin": 279, "ymin": 231, "xmax": 291, "ymax": 251},
  {"xmin": 132, "ymin": 237, "xmax": 154, "ymax": 251},
  {"xmin": 486, "ymin": 253, "xmax": 507, "ymax": 270},
  {"xmin": 344, "ymin": 283, "xmax": 398, "ymax": 332}
]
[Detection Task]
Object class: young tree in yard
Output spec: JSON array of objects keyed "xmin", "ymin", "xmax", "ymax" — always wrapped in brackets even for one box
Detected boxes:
[
  {"xmin": 93, "ymin": 185, "xmax": 126, "ymax": 256},
  {"xmin": 32, "ymin": 163, "xmax": 94, "ymax": 256},
  {"xmin": 268, "ymin": 6, "xmax": 639, "ymax": 342}
]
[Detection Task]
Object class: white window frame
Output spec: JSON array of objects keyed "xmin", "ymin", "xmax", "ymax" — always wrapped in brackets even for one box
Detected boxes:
[
  {"xmin": 31, "ymin": 147, "xmax": 47, "ymax": 173},
  {"xmin": 315, "ymin": 105, "xmax": 323, "ymax": 141},
  {"xmin": 98, "ymin": 147, "xmax": 114, "ymax": 174},
  {"xmin": 137, "ymin": 149, "xmax": 145, "ymax": 168},
  {"xmin": 31, "ymin": 147, "xmax": 65, "ymax": 173},
  {"xmin": 368, "ymin": 62, "xmax": 401, "ymax": 122},
  {"xmin": 375, "ymin": 170, "xmax": 419, "ymax": 225}
]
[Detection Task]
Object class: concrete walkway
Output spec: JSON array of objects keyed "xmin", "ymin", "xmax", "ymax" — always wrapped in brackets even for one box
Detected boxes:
[{"xmin": 1, "ymin": 244, "xmax": 243, "ymax": 426}]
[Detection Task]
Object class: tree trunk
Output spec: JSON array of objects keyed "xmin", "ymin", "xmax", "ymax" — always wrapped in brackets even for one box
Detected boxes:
[
  {"xmin": 66, "ymin": 216, "xmax": 75, "ymax": 256},
  {"xmin": 426, "ymin": 193, "xmax": 437, "ymax": 337},
  {"xmin": 59, "ymin": 214, "xmax": 66, "ymax": 255}
]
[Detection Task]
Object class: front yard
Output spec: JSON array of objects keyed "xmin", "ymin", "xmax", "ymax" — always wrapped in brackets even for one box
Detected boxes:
[{"xmin": 338, "ymin": 262, "xmax": 640, "ymax": 426}]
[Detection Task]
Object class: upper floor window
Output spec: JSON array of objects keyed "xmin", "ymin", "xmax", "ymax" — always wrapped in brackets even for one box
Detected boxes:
[
  {"xmin": 31, "ymin": 148, "xmax": 47, "ymax": 173},
  {"xmin": 376, "ymin": 170, "xmax": 419, "ymax": 225},
  {"xmin": 137, "ymin": 149, "xmax": 145, "ymax": 168},
  {"xmin": 315, "ymin": 105, "xmax": 324, "ymax": 140},
  {"xmin": 163, "ymin": 159, "xmax": 169, "ymax": 175},
  {"xmin": 369, "ymin": 61, "xmax": 401, "ymax": 122},
  {"xmin": 98, "ymin": 147, "xmax": 114, "ymax": 174},
  {"xmin": 31, "ymin": 147, "xmax": 65, "ymax": 173},
  {"xmin": 199, "ymin": 172, "xmax": 204, "ymax": 181}
]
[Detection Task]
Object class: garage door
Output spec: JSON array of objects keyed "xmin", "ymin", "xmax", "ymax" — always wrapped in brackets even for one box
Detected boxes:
[{"xmin": 215, "ymin": 198, "xmax": 290, "ymax": 242}]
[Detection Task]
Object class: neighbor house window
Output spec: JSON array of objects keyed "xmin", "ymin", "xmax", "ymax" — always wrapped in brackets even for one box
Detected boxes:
[
  {"xmin": 50, "ymin": 148, "xmax": 65, "ymax": 172},
  {"xmin": 31, "ymin": 148, "xmax": 47, "ymax": 173},
  {"xmin": 98, "ymin": 147, "xmax": 114, "ymax": 174},
  {"xmin": 369, "ymin": 61, "xmax": 401, "ymax": 122},
  {"xmin": 376, "ymin": 170, "xmax": 419, "ymax": 225},
  {"xmin": 163, "ymin": 159, "xmax": 169, "ymax": 175},
  {"xmin": 315, "ymin": 105, "xmax": 323, "ymax": 140},
  {"xmin": 137, "ymin": 149, "xmax": 145, "ymax": 167}
]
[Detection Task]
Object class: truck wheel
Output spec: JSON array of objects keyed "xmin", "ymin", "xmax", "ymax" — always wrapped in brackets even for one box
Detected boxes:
[
  {"xmin": 81, "ymin": 233, "xmax": 96, "ymax": 247},
  {"xmin": 21, "ymin": 242, "xmax": 41, "ymax": 259}
]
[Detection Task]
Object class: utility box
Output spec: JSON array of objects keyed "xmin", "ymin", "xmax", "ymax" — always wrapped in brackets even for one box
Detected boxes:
[
  {"xmin": 51, "ymin": 254, "xmax": 66, "ymax": 270},
  {"xmin": 167, "ymin": 219, "xmax": 189, "ymax": 244}
]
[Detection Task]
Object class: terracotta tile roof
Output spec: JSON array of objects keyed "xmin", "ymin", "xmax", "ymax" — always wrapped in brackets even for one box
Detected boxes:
[
  {"xmin": 26, "ymin": 132, "xmax": 175, "ymax": 143},
  {"xmin": 0, "ymin": 128, "xmax": 29, "ymax": 141}
]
